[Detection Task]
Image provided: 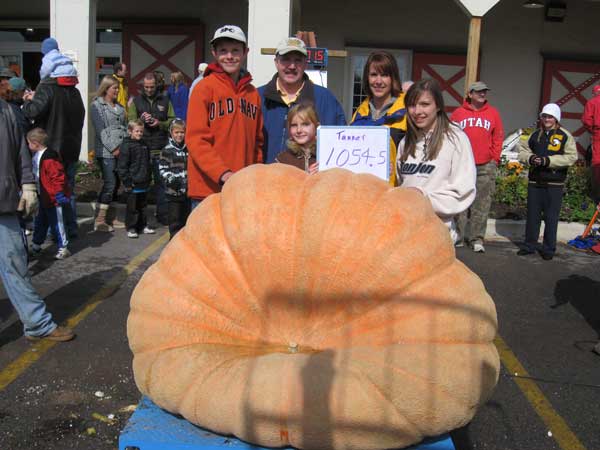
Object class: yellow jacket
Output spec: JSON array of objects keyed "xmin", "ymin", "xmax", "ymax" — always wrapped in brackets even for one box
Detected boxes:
[
  {"xmin": 350, "ymin": 94, "xmax": 407, "ymax": 186},
  {"xmin": 112, "ymin": 74, "xmax": 128, "ymax": 111}
]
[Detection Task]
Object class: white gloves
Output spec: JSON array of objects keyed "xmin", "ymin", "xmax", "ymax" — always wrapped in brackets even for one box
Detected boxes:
[{"xmin": 17, "ymin": 183, "xmax": 39, "ymax": 219}]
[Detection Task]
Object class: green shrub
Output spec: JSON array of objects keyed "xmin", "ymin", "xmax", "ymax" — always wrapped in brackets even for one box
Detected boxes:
[
  {"xmin": 494, "ymin": 159, "xmax": 528, "ymax": 209},
  {"xmin": 560, "ymin": 165, "xmax": 595, "ymax": 223},
  {"xmin": 75, "ymin": 159, "xmax": 101, "ymax": 183},
  {"xmin": 493, "ymin": 160, "xmax": 596, "ymax": 223}
]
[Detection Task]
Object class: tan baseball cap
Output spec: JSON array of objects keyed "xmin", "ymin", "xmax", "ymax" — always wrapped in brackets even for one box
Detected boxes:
[{"xmin": 276, "ymin": 37, "xmax": 308, "ymax": 56}]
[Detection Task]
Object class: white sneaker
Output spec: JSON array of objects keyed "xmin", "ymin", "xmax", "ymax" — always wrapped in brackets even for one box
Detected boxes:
[
  {"xmin": 25, "ymin": 229, "xmax": 33, "ymax": 236},
  {"xmin": 128, "ymin": 230, "xmax": 139, "ymax": 239},
  {"xmin": 142, "ymin": 226, "xmax": 156, "ymax": 234},
  {"xmin": 473, "ymin": 243, "xmax": 485, "ymax": 253},
  {"xmin": 55, "ymin": 247, "xmax": 71, "ymax": 260}
]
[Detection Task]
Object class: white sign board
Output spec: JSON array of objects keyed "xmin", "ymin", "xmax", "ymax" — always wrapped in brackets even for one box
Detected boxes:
[
  {"xmin": 317, "ymin": 126, "xmax": 390, "ymax": 181},
  {"xmin": 306, "ymin": 70, "xmax": 327, "ymax": 88}
]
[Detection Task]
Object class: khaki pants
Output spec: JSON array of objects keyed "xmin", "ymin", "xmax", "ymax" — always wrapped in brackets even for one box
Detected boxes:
[{"xmin": 456, "ymin": 160, "xmax": 497, "ymax": 245}]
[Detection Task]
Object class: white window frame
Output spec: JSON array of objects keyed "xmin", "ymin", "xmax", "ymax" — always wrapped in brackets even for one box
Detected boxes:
[{"xmin": 343, "ymin": 47, "xmax": 412, "ymax": 120}]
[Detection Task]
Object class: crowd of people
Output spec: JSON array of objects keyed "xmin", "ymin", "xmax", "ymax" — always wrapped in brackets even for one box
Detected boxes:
[{"xmin": 0, "ymin": 26, "xmax": 598, "ymax": 347}]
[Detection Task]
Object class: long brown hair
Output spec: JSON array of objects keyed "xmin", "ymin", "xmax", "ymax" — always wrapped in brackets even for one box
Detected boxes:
[
  {"xmin": 170, "ymin": 71, "xmax": 185, "ymax": 92},
  {"xmin": 361, "ymin": 51, "xmax": 402, "ymax": 99},
  {"xmin": 402, "ymin": 78, "xmax": 457, "ymax": 161}
]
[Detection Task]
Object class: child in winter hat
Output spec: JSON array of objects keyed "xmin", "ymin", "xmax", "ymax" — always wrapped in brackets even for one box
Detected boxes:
[{"xmin": 39, "ymin": 37, "xmax": 78, "ymax": 79}]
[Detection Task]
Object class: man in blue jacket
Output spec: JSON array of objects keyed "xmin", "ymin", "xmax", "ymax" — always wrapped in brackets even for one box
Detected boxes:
[{"xmin": 258, "ymin": 37, "xmax": 346, "ymax": 163}]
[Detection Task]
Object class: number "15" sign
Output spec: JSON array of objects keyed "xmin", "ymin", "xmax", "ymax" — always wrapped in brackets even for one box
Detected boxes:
[{"xmin": 317, "ymin": 126, "xmax": 390, "ymax": 181}]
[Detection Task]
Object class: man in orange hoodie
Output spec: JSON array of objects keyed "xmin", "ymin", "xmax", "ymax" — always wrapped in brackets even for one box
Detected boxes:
[
  {"xmin": 451, "ymin": 81, "xmax": 504, "ymax": 253},
  {"xmin": 186, "ymin": 25, "xmax": 263, "ymax": 205}
]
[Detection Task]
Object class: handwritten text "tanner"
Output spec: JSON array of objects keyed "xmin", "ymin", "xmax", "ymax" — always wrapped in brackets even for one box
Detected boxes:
[{"xmin": 336, "ymin": 130, "xmax": 366, "ymax": 141}]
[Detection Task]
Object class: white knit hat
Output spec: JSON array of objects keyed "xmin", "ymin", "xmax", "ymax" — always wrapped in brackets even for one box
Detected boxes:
[{"xmin": 540, "ymin": 103, "xmax": 561, "ymax": 122}]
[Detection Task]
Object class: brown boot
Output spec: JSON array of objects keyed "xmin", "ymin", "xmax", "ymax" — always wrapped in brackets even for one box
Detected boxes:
[
  {"xmin": 106, "ymin": 203, "xmax": 126, "ymax": 229},
  {"xmin": 26, "ymin": 326, "xmax": 75, "ymax": 342},
  {"xmin": 94, "ymin": 203, "xmax": 113, "ymax": 232}
]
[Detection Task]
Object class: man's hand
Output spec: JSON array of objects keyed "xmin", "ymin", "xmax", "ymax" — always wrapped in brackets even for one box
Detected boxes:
[
  {"xmin": 148, "ymin": 118, "xmax": 159, "ymax": 128},
  {"xmin": 529, "ymin": 155, "xmax": 542, "ymax": 167},
  {"xmin": 17, "ymin": 184, "xmax": 39, "ymax": 218},
  {"xmin": 112, "ymin": 147, "xmax": 120, "ymax": 158},
  {"xmin": 22, "ymin": 90, "xmax": 34, "ymax": 101}
]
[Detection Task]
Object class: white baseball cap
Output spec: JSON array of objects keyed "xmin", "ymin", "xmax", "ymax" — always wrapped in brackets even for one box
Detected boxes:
[
  {"xmin": 211, "ymin": 25, "xmax": 247, "ymax": 46},
  {"xmin": 540, "ymin": 103, "xmax": 561, "ymax": 122}
]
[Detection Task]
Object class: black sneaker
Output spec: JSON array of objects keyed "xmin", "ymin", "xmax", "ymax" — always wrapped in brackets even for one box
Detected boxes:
[
  {"xmin": 517, "ymin": 249, "xmax": 534, "ymax": 256},
  {"xmin": 541, "ymin": 253, "xmax": 554, "ymax": 261}
]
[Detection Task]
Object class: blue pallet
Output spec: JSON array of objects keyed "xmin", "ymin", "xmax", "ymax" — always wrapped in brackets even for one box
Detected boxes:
[{"xmin": 119, "ymin": 396, "xmax": 455, "ymax": 450}]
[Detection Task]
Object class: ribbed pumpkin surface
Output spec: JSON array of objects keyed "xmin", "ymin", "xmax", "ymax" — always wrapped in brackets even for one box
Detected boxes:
[{"xmin": 128, "ymin": 164, "xmax": 499, "ymax": 450}]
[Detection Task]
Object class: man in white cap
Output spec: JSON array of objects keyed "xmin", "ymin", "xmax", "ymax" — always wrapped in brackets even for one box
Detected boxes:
[
  {"xmin": 517, "ymin": 103, "xmax": 577, "ymax": 260},
  {"xmin": 258, "ymin": 37, "xmax": 346, "ymax": 163},
  {"xmin": 186, "ymin": 25, "xmax": 263, "ymax": 206}
]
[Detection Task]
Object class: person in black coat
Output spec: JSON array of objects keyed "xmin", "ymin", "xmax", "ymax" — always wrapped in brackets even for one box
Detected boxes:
[
  {"xmin": 117, "ymin": 120, "xmax": 155, "ymax": 238},
  {"xmin": 22, "ymin": 75, "xmax": 84, "ymax": 237}
]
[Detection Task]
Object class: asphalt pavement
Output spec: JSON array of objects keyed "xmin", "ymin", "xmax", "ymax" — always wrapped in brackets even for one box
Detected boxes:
[{"xmin": 0, "ymin": 213, "xmax": 599, "ymax": 450}]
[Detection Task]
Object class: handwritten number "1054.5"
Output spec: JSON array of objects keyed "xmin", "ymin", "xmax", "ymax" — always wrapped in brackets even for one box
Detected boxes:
[{"xmin": 325, "ymin": 148, "xmax": 386, "ymax": 168}]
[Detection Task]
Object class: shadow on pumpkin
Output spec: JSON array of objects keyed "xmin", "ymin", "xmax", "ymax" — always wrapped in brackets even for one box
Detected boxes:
[
  {"xmin": 236, "ymin": 289, "xmax": 498, "ymax": 449},
  {"xmin": 0, "ymin": 267, "xmax": 124, "ymax": 348}
]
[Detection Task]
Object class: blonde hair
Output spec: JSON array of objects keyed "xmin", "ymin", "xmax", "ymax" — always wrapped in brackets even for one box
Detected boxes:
[
  {"xmin": 26, "ymin": 127, "xmax": 48, "ymax": 145},
  {"xmin": 128, "ymin": 119, "xmax": 144, "ymax": 131},
  {"xmin": 95, "ymin": 75, "xmax": 119, "ymax": 99},
  {"xmin": 170, "ymin": 71, "xmax": 184, "ymax": 87},
  {"xmin": 286, "ymin": 102, "xmax": 320, "ymax": 157}
]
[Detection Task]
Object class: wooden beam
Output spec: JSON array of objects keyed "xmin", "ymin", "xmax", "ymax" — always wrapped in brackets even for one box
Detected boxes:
[
  {"xmin": 464, "ymin": 16, "xmax": 481, "ymax": 95},
  {"xmin": 261, "ymin": 48, "xmax": 347, "ymax": 57}
]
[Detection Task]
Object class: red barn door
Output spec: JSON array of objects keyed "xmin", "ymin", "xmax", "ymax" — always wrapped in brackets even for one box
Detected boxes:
[
  {"xmin": 123, "ymin": 24, "xmax": 204, "ymax": 96},
  {"xmin": 541, "ymin": 60, "xmax": 600, "ymax": 157},
  {"xmin": 412, "ymin": 53, "xmax": 467, "ymax": 113}
]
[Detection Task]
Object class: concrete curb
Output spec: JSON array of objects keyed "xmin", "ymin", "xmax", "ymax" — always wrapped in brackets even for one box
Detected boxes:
[
  {"xmin": 74, "ymin": 203, "xmax": 591, "ymax": 244},
  {"xmin": 485, "ymin": 219, "xmax": 588, "ymax": 244}
]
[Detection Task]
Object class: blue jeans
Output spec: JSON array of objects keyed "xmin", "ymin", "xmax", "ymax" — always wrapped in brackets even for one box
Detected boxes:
[
  {"xmin": 524, "ymin": 184, "xmax": 563, "ymax": 256},
  {"xmin": 64, "ymin": 161, "xmax": 78, "ymax": 237},
  {"xmin": 0, "ymin": 214, "xmax": 57, "ymax": 337},
  {"xmin": 97, "ymin": 157, "xmax": 119, "ymax": 205}
]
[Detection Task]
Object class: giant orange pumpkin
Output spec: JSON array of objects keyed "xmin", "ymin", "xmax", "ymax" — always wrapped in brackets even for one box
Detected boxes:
[{"xmin": 128, "ymin": 164, "xmax": 499, "ymax": 450}]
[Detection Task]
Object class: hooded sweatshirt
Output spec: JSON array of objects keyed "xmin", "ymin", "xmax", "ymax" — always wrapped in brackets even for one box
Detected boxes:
[
  {"xmin": 40, "ymin": 49, "xmax": 78, "ymax": 79},
  {"xmin": 186, "ymin": 63, "xmax": 263, "ymax": 199},
  {"xmin": 450, "ymin": 100, "xmax": 504, "ymax": 165},
  {"xmin": 396, "ymin": 123, "xmax": 476, "ymax": 232}
]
